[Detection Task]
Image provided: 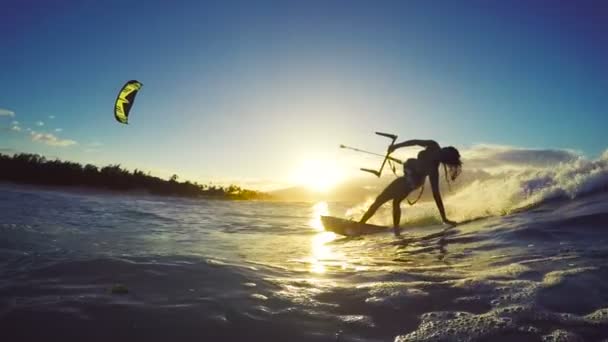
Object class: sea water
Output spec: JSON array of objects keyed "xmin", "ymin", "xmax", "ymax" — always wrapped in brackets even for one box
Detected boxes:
[{"xmin": 1, "ymin": 183, "xmax": 608, "ymax": 341}]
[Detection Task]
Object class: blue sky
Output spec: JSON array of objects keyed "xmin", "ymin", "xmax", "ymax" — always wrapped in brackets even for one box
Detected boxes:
[{"xmin": 1, "ymin": 0, "xmax": 606, "ymax": 189}]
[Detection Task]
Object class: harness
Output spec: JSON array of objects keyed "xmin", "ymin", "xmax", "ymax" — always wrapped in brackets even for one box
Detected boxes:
[{"xmin": 393, "ymin": 158, "xmax": 424, "ymax": 206}]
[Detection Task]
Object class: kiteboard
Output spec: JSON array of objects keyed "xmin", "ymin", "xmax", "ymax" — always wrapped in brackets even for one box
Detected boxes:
[
  {"xmin": 321, "ymin": 216, "xmax": 390, "ymax": 236},
  {"xmin": 321, "ymin": 215, "xmax": 461, "ymax": 239}
]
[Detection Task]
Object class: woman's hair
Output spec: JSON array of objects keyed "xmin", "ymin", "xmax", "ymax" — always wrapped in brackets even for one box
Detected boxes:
[{"xmin": 440, "ymin": 146, "xmax": 462, "ymax": 182}]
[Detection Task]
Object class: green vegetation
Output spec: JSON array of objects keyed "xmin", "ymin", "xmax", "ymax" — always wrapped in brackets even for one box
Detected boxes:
[{"xmin": 0, "ymin": 153, "xmax": 270, "ymax": 200}]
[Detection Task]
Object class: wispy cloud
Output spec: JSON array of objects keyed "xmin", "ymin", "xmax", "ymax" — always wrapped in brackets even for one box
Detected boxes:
[
  {"xmin": 12, "ymin": 120, "xmax": 19, "ymax": 125},
  {"xmin": 55, "ymin": 128, "xmax": 63, "ymax": 132},
  {"xmin": 0, "ymin": 108, "xmax": 15, "ymax": 117},
  {"xmin": 11, "ymin": 125, "xmax": 21, "ymax": 132},
  {"xmin": 48, "ymin": 115, "xmax": 55, "ymax": 119},
  {"xmin": 35, "ymin": 121, "xmax": 44, "ymax": 126},
  {"xmin": 83, "ymin": 141, "xmax": 104, "ymax": 153},
  {"xmin": 0, "ymin": 148, "xmax": 18, "ymax": 154},
  {"xmin": 30, "ymin": 131, "xmax": 77, "ymax": 147},
  {"xmin": 462, "ymin": 144, "xmax": 580, "ymax": 169}
]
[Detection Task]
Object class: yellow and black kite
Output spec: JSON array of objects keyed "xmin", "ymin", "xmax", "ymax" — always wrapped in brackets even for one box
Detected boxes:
[{"xmin": 114, "ymin": 80, "xmax": 143, "ymax": 124}]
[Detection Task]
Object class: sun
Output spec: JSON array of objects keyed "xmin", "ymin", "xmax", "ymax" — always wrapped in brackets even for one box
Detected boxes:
[{"xmin": 290, "ymin": 159, "xmax": 344, "ymax": 193}]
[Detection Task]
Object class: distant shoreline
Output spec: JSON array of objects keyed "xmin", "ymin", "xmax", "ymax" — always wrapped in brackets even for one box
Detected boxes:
[
  {"xmin": 0, "ymin": 181, "xmax": 231, "ymax": 201},
  {"xmin": 0, "ymin": 153, "xmax": 271, "ymax": 201}
]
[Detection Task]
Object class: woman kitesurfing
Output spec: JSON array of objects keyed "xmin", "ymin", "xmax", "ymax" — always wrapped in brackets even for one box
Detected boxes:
[{"xmin": 359, "ymin": 139, "xmax": 462, "ymax": 236}]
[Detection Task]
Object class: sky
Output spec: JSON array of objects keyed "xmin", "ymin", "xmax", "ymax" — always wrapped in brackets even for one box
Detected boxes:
[{"xmin": 1, "ymin": 0, "xmax": 607, "ymax": 190}]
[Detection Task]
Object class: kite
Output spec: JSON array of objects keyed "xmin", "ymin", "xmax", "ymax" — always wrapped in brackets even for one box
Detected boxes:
[{"xmin": 114, "ymin": 80, "xmax": 143, "ymax": 124}]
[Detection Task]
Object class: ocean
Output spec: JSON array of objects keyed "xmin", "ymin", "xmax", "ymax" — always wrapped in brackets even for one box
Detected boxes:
[{"xmin": 1, "ymin": 176, "xmax": 608, "ymax": 341}]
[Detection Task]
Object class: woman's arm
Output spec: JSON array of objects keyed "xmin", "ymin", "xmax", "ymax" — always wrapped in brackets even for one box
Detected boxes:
[
  {"xmin": 388, "ymin": 140, "xmax": 439, "ymax": 153},
  {"xmin": 429, "ymin": 169, "xmax": 457, "ymax": 225}
]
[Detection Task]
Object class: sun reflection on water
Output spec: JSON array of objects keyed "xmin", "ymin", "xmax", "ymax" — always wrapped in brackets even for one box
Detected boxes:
[
  {"xmin": 308, "ymin": 202, "xmax": 340, "ymax": 274},
  {"xmin": 309, "ymin": 201, "xmax": 328, "ymax": 231},
  {"xmin": 310, "ymin": 232, "xmax": 338, "ymax": 273}
]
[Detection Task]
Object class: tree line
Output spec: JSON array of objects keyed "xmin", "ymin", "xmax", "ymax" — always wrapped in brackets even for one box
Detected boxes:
[{"xmin": 0, "ymin": 153, "xmax": 270, "ymax": 200}]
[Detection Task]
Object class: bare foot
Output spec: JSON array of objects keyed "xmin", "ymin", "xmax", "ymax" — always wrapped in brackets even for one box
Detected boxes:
[{"xmin": 443, "ymin": 220, "xmax": 457, "ymax": 226}]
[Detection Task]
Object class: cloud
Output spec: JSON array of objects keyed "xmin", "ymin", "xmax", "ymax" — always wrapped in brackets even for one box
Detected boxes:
[
  {"xmin": 0, "ymin": 108, "xmax": 15, "ymax": 117},
  {"xmin": 30, "ymin": 131, "xmax": 77, "ymax": 147},
  {"xmin": 35, "ymin": 121, "xmax": 44, "ymax": 126},
  {"xmin": 48, "ymin": 115, "xmax": 55, "ymax": 119},
  {"xmin": 462, "ymin": 144, "xmax": 580, "ymax": 170},
  {"xmin": 11, "ymin": 125, "xmax": 21, "ymax": 132},
  {"xmin": 81, "ymin": 141, "xmax": 104, "ymax": 153},
  {"xmin": 0, "ymin": 148, "xmax": 18, "ymax": 154},
  {"xmin": 55, "ymin": 128, "xmax": 63, "ymax": 132},
  {"xmin": 12, "ymin": 120, "xmax": 19, "ymax": 125}
]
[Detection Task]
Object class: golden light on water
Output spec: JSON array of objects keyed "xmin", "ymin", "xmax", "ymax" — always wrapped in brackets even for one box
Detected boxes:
[
  {"xmin": 309, "ymin": 201, "xmax": 329, "ymax": 231},
  {"xmin": 308, "ymin": 201, "xmax": 338, "ymax": 274},
  {"xmin": 310, "ymin": 231, "xmax": 338, "ymax": 274}
]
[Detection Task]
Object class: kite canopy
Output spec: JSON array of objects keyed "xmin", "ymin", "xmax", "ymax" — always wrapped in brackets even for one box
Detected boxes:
[{"xmin": 114, "ymin": 80, "xmax": 143, "ymax": 124}]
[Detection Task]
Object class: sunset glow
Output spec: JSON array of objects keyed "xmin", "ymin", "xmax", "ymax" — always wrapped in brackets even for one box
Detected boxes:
[{"xmin": 290, "ymin": 159, "xmax": 345, "ymax": 193}]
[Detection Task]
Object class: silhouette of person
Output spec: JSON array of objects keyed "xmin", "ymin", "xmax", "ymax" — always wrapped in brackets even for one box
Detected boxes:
[{"xmin": 359, "ymin": 140, "xmax": 462, "ymax": 236}]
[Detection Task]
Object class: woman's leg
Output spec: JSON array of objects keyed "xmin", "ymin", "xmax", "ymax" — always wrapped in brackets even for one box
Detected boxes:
[
  {"xmin": 392, "ymin": 196, "xmax": 407, "ymax": 236},
  {"xmin": 392, "ymin": 198, "xmax": 402, "ymax": 228},
  {"xmin": 360, "ymin": 178, "xmax": 411, "ymax": 224},
  {"xmin": 359, "ymin": 197, "xmax": 390, "ymax": 223}
]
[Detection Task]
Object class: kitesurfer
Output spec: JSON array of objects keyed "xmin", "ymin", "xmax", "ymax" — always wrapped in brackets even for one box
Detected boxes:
[{"xmin": 359, "ymin": 140, "xmax": 462, "ymax": 236}]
